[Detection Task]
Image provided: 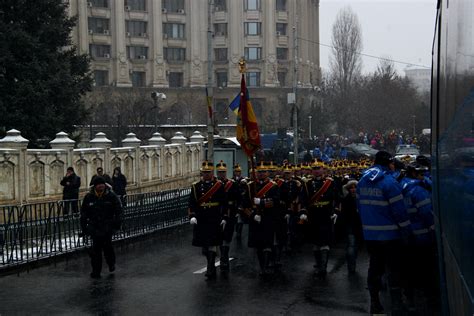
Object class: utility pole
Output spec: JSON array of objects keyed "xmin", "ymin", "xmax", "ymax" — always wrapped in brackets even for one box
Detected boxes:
[
  {"xmin": 292, "ymin": 15, "xmax": 299, "ymax": 164},
  {"xmin": 207, "ymin": 0, "xmax": 214, "ymax": 163}
]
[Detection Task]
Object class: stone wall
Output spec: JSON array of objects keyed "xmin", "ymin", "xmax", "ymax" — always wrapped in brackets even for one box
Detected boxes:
[{"xmin": 0, "ymin": 129, "xmax": 205, "ymax": 206}]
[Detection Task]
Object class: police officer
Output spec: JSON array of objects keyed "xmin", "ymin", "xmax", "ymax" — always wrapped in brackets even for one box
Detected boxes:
[
  {"xmin": 300, "ymin": 161, "xmax": 337, "ymax": 278},
  {"xmin": 243, "ymin": 162, "xmax": 280, "ymax": 276},
  {"xmin": 188, "ymin": 161, "xmax": 227, "ymax": 279},
  {"xmin": 357, "ymin": 151, "xmax": 412, "ymax": 314},
  {"xmin": 216, "ymin": 161, "xmax": 239, "ymax": 271},
  {"xmin": 80, "ymin": 176, "xmax": 123, "ymax": 279},
  {"xmin": 401, "ymin": 162, "xmax": 436, "ymax": 309}
]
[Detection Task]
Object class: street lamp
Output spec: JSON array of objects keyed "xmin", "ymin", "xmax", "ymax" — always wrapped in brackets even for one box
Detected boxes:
[
  {"xmin": 308, "ymin": 115, "xmax": 312, "ymax": 140},
  {"xmin": 151, "ymin": 92, "xmax": 166, "ymax": 132}
]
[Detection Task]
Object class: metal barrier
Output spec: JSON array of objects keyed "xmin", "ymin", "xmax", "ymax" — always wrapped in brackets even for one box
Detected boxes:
[{"xmin": 0, "ymin": 188, "xmax": 191, "ymax": 268}]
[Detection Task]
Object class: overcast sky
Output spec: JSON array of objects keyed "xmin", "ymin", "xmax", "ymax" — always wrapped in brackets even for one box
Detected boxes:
[{"xmin": 318, "ymin": 0, "xmax": 437, "ymax": 75}]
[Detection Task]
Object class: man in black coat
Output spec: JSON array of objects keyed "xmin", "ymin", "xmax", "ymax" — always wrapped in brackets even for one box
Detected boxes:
[
  {"xmin": 90, "ymin": 167, "xmax": 113, "ymax": 187},
  {"xmin": 60, "ymin": 167, "xmax": 81, "ymax": 214},
  {"xmin": 80, "ymin": 176, "xmax": 123, "ymax": 279},
  {"xmin": 188, "ymin": 161, "xmax": 227, "ymax": 279}
]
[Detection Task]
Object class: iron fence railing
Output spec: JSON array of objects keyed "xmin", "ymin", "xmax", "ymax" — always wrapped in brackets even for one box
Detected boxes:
[{"xmin": 0, "ymin": 188, "xmax": 191, "ymax": 268}]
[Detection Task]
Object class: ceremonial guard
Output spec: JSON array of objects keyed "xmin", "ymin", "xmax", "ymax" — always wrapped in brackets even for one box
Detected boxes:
[
  {"xmin": 232, "ymin": 164, "xmax": 246, "ymax": 241},
  {"xmin": 215, "ymin": 161, "xmax": 240, "ymax": 271},
  {"xmin": 300, "ymin": 161, "xmax": 337, "ymax": 278},
  {"xmin": 242, "ymin": 162, "xmax": 280, "ymax": 276},
  {"xmin": 280, "ymin": 165, "xmax": 303, "ymax": 252},
  {"xmin": 188, "ymin": 161, "xmax": 227, "ymax": 279}
]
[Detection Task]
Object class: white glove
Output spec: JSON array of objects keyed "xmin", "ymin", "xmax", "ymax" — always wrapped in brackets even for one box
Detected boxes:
[
  {"xmin": 331, "ymin": 214, "xmax": 338, "ymax": 224},
  {"xmin": 190, "ymin": 217, "xmax": 197, "ymax": 225},
  {"xmin": 284, "ymin": 214, "xmax": 290, "ymax": 220},
  {"xmin": 254, "ymin": 214, "xmax": 262, "ymax": 223},
  {"xmin": 300, "ymin": 214, "xmax": 308, "ymax": 221},
  {"xmin": 253, "ymin": 198, "xmax": 261, "ymax": 205},
  {"xmin": 220, "ymin": 219, "xmax": 227, "ymax": 227}
]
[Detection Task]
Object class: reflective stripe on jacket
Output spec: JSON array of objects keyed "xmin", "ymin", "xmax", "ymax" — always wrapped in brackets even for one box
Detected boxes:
[{"xmin": 357, "ymin": 165, "xmax": 411, "ymax": 241}]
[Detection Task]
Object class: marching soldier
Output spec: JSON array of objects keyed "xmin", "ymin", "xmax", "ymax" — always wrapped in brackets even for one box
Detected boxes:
[
  {"xmin": 300, "ymin": 161, "xmax": 337, "ymax": 278},
  {"xmin": 232, "ymin": 164, "xmax": 246, "ymax": 241},
  {"xmin": 242, "ymin": 162, "xmax": 280, "ymax": 276},
  {"xmin": 188, "ymin": 161, "xmax": 227, "ymax": 279},
  {"xmin": 280, "ymin": 164, "xmax": 303, "ymax": 253},
  {"xmin": 215, "ymin": 161, "xmax": 240, "ymax": 271}
]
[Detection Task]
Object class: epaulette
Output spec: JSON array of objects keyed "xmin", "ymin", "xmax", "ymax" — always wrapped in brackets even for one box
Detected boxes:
[
  {"xmin": 325, "ymin": 177, "xmax": 334, "ymax": 182},
  {"xmin": 192, "ymin": 180, "xmax": 200, "ymax": 186}
]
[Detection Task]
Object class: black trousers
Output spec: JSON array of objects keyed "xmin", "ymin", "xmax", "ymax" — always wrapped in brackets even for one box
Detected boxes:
[
  {"xmin": 366, "ymin": 240, "xmax": 403, "ymax": 292},
  {"xmin": 90, "ymin": 235, "xmax": 115, "ymax": 274}
]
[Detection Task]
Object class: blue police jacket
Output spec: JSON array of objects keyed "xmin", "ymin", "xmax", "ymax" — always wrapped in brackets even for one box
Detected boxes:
[
  {"xmin": 401, "ymin": 177, "xmax": 434, "ymax": 244},
  {"xmin": 357, "ymin": 165, "xmax": 411, "ymax": 241}
]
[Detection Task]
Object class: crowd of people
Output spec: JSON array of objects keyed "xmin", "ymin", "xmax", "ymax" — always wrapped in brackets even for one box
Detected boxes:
[
  {"xmin": 188, "ymin": 152, "xmax": 437, "ymax": 314},
  {"xmin": 306, "ymin": 130, "xmax": 430, "ymax": 158}
]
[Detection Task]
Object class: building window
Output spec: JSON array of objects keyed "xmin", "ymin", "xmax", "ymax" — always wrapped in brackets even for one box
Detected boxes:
[
  {"xmin": 277, "ymin": 72, "xmax": 286, "ymax": 87},
  {"xmin": 131, "ymin": 71, "xmax": 146, "ymax": 87},
  {"xmin": 126, "ymin": 20, "xmax": 147, "ymax": 36},
  {"xmin": 216, "ymin": 72, "xmax": 228, "ymax": 87},
  {"xmin": 244, "ymin": 22, "xmax": 262, "ymax": 36},
  {"xmin": 215, "ymin": 48, "xmax": 228, "ymax": 62},
  {"xmin": 162, "ymin": 0, "xmax": 184, "ymax": 12},
  {"xmin": 163, "ymin": 48, "xmax": 186, "ymax": 62},
  {"xmin": 214, "ymin": 0, "xmax": 227, "ymax": 11},
  {"xmin": 244, "ymin": 47, "xmax": 262, "ymax": 61},
  {"xmin": 276, "ymin": 0, "xmax": 286, "ymax": 11},
  {"xmin": 163, "ymin": 23, "xmax": 185, "ymax": 39},
  {"xmin": 244, "ymin": 0, "xmax": 260, "ymax": 11},
  {"xmin": 90, "ymin": 0, "xmax": 108, "ymax": 8},
  {"xmin": 169, "ymin": 72, "xmax": 184, "ymax": 87},
  {"xmin": 277, "ymin": 48, "xmax": 288, "ymax": 60},
  {"xmin": 214, "ymin": 23, "xmax": 228, "ymax": 36},
  {"xmin": 94, "ymin": 70, "xmax": 109, "ymax": 86},
  {"xmin": 127, "ymin": 46, "xmax": 148, "ymax": 59},
  {"xmin": 276, "ymin": 23, "xmax": 287, "ymax": 35},
  {"xmin": 88, "ymin": 18, "xmax": 110, "ymax": 34},
  {"xmin": 125, "ymin": 0, "xmax": 146, "ymax": 11},
  {"xmin": 246, "ymin": 72, "xmax": 261, "ymax": 87},
  {"xmin": 89, "ymin": 44, "xmax": 111, "ymax": 58}
]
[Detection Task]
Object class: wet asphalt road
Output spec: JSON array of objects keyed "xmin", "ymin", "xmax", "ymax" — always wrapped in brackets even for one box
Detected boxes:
[{"xmin": 0, "ymin": 225, "xmax": 371, "ymax": 315}]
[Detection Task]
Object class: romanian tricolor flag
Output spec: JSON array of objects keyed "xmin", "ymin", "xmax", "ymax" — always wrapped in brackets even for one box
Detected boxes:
[
  {"xmin": 205, "ymin": 87, "xmax": 212, "ymax": 119},
  {"xmin": 236, "ymin": 74, "xmax": 261, "ymax": 157}
]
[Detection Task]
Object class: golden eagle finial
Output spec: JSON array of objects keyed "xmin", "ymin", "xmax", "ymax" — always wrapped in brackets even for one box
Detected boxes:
[{"xmin": 239, "ymin": 58, "xmax": 247, "ymax": 74}]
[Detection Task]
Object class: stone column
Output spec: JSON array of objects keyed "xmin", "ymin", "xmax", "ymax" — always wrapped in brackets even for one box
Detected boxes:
[
  {"xmin": 189, "ymin": 0, "xmax": 206, "ymax": 87},
  {"xmin": 171, "ymin": 132, "xmax": 187, "ymax": 176},
  {"xmin": 77, "ymin": 0, "xmax": 89, "ymax": 54},
  {"xmin": 189, "ymin": 131, "xmax": 205, "ymax": 143},
  {"xmin": 0, "ymin": 129, "xmax": 29, "ymax": 203},
  {"xmin": 90, "ymin": 132, "xmax": 112, "ymax": 174},
  {"xmin": 122, "ymin": 133, "xmax": 142, "ymax": 187},
  {"xmin": 113, "ymin": 0, "xmax": 132, "ymax": 87},
  {"xmin": 151, "ymin": 0, "xmax": 168, "ymax": 87},
  {"xmin": 228, "ymin": 0, "xmax": 244, "ymax": 88},
  {"xmin": 264, "ymin": 0, "xmax": 278, "ymax": 87},
  {"xmin": 50, "ymin": 132, "xmax": 76, "ymax": 167},
  {"xmin": 148, "ymin": 132, "xmax": 167, "ymax": 146}
]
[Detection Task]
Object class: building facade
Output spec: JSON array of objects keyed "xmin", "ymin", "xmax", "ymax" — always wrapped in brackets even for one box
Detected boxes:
[
  {"xmin": 404, "ymin": 66, "xmax": 431, "ymax": 93},
  {"xmin": 68, "ymin": 0, "xmax": 320, "ymax": 130}
]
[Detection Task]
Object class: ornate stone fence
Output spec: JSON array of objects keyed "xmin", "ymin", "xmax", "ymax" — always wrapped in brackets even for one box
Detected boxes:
[{"xmin": 0, "ymin": 129, "xmax": 205, "ymax": 206}]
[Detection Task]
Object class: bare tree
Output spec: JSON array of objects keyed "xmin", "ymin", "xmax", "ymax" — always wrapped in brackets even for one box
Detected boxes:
[
  {"xmin": 330, "ymin": 6, "xmax": 363, "ymax": 95},
  {"xmin": 375, "ymin": 57, "xmax": 398, "ymax": 81}
]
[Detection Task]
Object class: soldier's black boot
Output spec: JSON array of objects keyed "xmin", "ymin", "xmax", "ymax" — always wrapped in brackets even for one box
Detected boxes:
[
  {"xmin": 205, "ymin": 251, "xmax": 217, "ymax": 279},
  {"xmin": 220, "ymin": 246, "xmax": 230, "ymax": 271},
  {"xmin": 313, "ymin": 250, "xmax": 321, "ymax": 271},
  {"xmin": 263, "ymin": 250, "xmax": 272, "ymax": 275},
  {"xmin": 257, "ymin": 249, "xmax": 265, "ymax": 276},
  {"xmin": 235, "ymin": 223, "xmax": 243, "ymax": 241},
  {"xmin": 369, "ymin": 289, "xmax": 384, "ymax": 314},
  {"xmin": 390, "ymin": 287, "xmax": 403, "ymax": 313},
  {"xmin": 319, "ymin": 249, "xmax": 329, "ymax": 277},
  {"xmin": 274, "ymin": 246, "xmax": 282, "ymax": 269}
]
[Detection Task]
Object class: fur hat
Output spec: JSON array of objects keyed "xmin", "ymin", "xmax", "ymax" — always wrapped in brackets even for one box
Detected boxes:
[{"xmin": 342, "ymin": 179, "xmax": 358, "ymax": 197}]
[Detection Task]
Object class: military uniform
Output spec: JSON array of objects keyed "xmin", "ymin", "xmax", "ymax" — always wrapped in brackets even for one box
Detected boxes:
[
  {"xmin": 242, "ymin": 162, "xmax": 280, "ymax": 275},
  {"xmin": 189, "ymin": 161, "xmax": 227, "ymax": 279},
  {"xmin": 216, "ymin": 161, "xmax": 241, "ymax": 271},
  {"xmin": 301, "ymin": 162, "xmax": 337, "ymax": 277}
]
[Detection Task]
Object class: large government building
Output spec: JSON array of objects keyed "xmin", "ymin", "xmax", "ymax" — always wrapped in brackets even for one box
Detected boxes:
[{"xmin": 68, "ymin": 0, "xmax": 321, "ymax": 132}]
